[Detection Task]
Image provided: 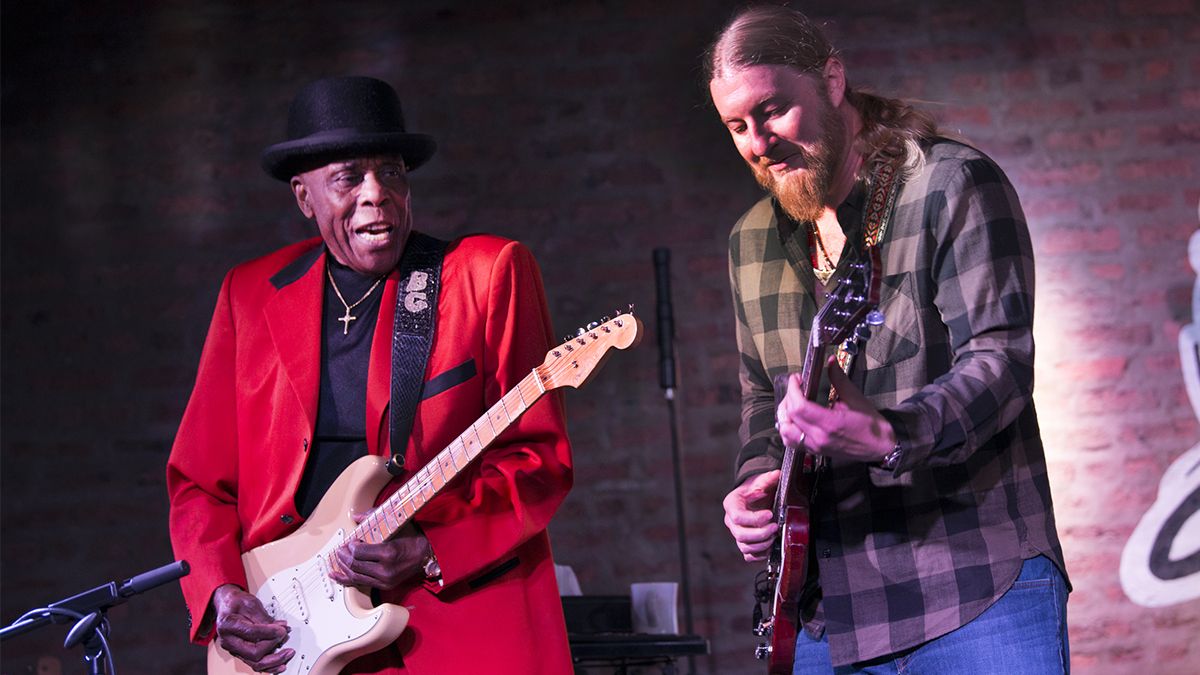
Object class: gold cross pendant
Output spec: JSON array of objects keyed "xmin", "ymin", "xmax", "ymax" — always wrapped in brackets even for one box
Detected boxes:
[{"xmin": 338, "ymin": 308, "xmax": 357, "ymax": 335}]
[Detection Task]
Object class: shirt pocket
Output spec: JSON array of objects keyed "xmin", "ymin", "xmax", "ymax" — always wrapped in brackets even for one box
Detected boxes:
[
  {"xmin": 422, "ymin": 358, "xmax": 478, "ymax": 400},
  {"xmin": 863, "ymin": 272, "xmax": 922, "ymax": 369}
]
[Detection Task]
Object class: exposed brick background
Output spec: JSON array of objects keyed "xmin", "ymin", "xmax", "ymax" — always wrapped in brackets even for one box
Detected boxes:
[{"xmin": 2, "ymin": 1, "xmax": 1198, "ymax": 673}]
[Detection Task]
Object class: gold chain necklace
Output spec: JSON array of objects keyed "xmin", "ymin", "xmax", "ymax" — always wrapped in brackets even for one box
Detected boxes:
[{"xmin": 327, "ymin": 268, "xmax": 384, "ymax": 335}]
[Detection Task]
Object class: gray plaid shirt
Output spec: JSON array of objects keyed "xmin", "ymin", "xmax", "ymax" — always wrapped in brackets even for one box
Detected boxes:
[{"xmin": 729, "ymin": 139, "xmax": 1068, "ymax": 666}]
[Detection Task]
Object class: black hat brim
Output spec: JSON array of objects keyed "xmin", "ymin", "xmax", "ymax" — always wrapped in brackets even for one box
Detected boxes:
[{"xmin": 261, "ymin": 130, "xmax": 437, "ymax": 181}]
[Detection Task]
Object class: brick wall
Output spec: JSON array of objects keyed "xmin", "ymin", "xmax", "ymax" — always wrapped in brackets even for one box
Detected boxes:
[{"xmin": 2, "ymin": 1, "xmax": 1197, "ymax": 673}]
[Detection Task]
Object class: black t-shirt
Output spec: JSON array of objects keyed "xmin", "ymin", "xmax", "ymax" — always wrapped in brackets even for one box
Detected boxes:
[{"xmin": 294, "ymin": 257, "xmax": 385, "ymax": 518}]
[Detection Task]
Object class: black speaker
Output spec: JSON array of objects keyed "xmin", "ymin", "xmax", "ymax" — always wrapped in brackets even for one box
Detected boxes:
[{"xmin": 561, "ymin": 595, "xmax": 633, "ymax": 634}]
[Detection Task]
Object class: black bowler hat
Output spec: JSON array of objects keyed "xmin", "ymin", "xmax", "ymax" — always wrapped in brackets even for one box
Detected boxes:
[{"xmin": 261, "ymin": 76, "xmax": 437, "ymax": 181}]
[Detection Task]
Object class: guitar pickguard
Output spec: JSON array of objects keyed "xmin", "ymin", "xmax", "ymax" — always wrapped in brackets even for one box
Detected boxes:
[{"xmin": 207, "ymin": 458, "xmax": 410, "ymax": 675}]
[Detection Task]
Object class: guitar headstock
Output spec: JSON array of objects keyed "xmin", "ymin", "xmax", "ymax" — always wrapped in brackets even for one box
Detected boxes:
[
  {"xmin": 538, "ymin": 309, "xmax": 644, "ymax": 390},
  {"xmin": 813, "ymin": 248, "xmax": 883, "ymax": 350}
]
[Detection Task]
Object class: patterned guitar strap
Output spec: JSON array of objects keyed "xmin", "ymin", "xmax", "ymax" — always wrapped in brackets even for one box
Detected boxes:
[
  {"xmin": 387, "ymin": 232, "xmax": 449, "ymax": 477},
  {"xmin": 829, "ymin": 161, "xmax": 903, "ymax": 399},
  {"xmin": 796, "ymin": 162, "xmax": 906, "ymax": 620}
]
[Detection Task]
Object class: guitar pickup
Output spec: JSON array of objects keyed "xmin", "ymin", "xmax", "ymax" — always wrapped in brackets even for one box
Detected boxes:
[
  {"xmin": 316, "ymin": 555, "xmax": 335, "ymax": 601},
  {"xmin": 290, "ymin": 577, "xmax": 310, "ymax": 625},
  {"xmin": 264, "ymin": 595, "xmax": 279, "ymax": 619}
]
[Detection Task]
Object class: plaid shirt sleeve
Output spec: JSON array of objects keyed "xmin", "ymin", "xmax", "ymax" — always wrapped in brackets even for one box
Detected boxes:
[
  {"xmin": 877, "ymin": 152, "xmax": 1036, "ymax": 474},
  {"xmin": 729, "ymin": 199, "xmax": 814, "ymax": 486}
]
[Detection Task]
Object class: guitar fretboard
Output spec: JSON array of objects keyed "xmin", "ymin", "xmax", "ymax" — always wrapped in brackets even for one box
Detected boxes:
[{"xmin": 328, "ymin": 367, "xmax": 547, "ymax": 557}]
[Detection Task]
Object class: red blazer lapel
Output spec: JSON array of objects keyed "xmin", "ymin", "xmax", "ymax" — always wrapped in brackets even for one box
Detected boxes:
[
  {"xmin": 264, "ymin": 252, "xmax": 325, "ymax": 433},
  {"xmin": 366, "ymin": 272, "xmax": 400, "ymax": 458}
]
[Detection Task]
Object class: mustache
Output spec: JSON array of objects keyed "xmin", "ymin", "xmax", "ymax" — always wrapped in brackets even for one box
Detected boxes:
[{"xmin": 755, "ymin": 145, "xmax": 813, "ymax": 170}]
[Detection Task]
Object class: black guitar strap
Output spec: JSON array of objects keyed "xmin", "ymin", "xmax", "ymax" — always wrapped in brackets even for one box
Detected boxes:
[{"xmin": 387, "ymin": 232, "xmax": 449, "ymax": 477}]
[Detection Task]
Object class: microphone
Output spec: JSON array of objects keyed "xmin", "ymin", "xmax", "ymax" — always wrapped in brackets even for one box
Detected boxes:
[
  {"xmin": 119, "ymin": 560, "xmax": 190, "ymax": 599},
  {"xmin": 652, "ymin": 248, "xmax": 676, "ymax": 392}
]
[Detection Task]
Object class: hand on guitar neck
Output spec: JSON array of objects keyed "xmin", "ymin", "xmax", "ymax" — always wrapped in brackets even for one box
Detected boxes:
[
  {"xmin": 328, "ymin": 514, "xmax": 431, "ymax": 590},
  {"xmin": 776, "ymin": 355, "xmax": 896, "ymax": 464}
]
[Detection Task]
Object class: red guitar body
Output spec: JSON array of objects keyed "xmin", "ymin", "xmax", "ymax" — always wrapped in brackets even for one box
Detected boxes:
[
  {"xmin": 753, "ymin": 249, "xmax": 881, "ymax": 673},
  {"xmin": 767, "ymin": 469, "xmax": 814, "ymax": 673},
  {"xmin": 761, "ymin": 452, "xmax": 818, "ymax": 674}
]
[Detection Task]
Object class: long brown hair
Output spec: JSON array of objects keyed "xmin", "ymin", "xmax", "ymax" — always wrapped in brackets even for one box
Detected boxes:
[{"xmin": 703, "ymin": 5, "xmax": 939, "ymax": 175}]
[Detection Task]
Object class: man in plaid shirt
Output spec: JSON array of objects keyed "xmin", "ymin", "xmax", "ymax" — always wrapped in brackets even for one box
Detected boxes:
[{"xmin": 705, "ymin": 6, "xmax": 1070, "ymax": 673}]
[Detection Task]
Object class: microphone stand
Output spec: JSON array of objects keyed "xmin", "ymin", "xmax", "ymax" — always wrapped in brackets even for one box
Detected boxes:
[
  {"xmin": 654, "ymin": 248, "xmax": 697, "ymax": 674},
  {"xmin": 1, "ymin": 560, "xmax": 190, "ymax": 675}
]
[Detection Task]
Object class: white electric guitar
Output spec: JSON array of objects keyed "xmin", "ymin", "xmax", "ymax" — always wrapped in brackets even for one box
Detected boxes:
[{"xmin": 208, "ymin": 311, "xmax": 643, "ymax": 675}]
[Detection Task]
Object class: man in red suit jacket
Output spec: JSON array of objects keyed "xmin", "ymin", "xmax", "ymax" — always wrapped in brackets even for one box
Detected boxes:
[{"xmin": 166, "ymin": 76, "xmax": 574, "ymax": 674}]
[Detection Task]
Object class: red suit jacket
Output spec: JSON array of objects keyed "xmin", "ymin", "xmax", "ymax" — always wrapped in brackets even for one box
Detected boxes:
[{"xmin": 166, "ymin": 233, "xmax": 574, "ymax": 674}]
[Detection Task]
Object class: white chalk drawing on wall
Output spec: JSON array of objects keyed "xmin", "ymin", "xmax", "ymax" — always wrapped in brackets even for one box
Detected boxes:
[{"xmin": 1118, "ymin": 216, "xmax": 1200, "ymax": 607}]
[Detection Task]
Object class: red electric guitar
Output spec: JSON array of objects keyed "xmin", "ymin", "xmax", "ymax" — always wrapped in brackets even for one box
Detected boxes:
[{"xmin": 754, "ymin": 250, "xmax": 882, "ymax": 674}]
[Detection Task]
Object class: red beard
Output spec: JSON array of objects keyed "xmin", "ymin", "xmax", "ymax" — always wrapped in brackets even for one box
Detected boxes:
[{"xmin": 750, "ymin": 98, "xmax": 844, "ymax": 223}]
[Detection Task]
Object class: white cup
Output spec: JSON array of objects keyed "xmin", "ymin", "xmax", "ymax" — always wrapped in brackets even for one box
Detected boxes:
[{"xmin": 630, "ymin": 582, "xmax": 679, "ymax": 634}]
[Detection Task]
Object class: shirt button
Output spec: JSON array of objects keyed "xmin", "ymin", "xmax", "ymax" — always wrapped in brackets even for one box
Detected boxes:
[
  {"xmin": 302, "ymin": 438, "xmax": 309, "ymax": 452},
  {"xmin": 281, "ymin": 514, "xmax": 294, "ymax": 524},
  {"xmin": 821, "ymin": 548, "xmax": 831, "ymax": 559}
]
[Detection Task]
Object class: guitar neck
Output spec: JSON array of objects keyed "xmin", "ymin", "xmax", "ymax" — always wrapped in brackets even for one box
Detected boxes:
[
  {"xmin": 774, "ymin": 317, "xmax": 833, "ymax": 515},
  {"xmin": 347, "ymin": 368, "xmax": 547, "ymax": 545},
  {"xmin": 798, "ymin": 315, "xmax": 830, "ymax": 403}
]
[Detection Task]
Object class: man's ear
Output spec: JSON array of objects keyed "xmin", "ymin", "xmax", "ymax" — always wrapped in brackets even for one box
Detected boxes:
[
  {"xmin": 823, "ymin": 56, "xmax": 847, "ymax": 108},
  {"xmin": 291, "ymin": 177, "xmax": 314, "ymax": 218}
]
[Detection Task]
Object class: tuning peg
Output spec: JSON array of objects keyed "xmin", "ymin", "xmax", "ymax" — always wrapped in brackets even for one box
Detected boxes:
[
  {"xmin": 866, "ymin": 309, "xmax": 884, "ymax": 326},
  {"xmin": 855, "ymin": 323, "xmax": 872, "ymax": 341},
  {"xmin": 842, "ymin": 340, "xmax": 859, "ymax": 356},
  {"xmin": 576, "ymin": 327, "xmax": 585, "ymax": 336},
  {"xmin": 587, "ymin": 321, "xmax": 599, "ymax": 330}
]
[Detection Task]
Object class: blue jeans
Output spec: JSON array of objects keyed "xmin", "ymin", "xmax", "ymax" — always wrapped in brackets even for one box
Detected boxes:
[{"xmin": 794, "ymin": 555, "xmax": 1070, "ymax": 674}]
